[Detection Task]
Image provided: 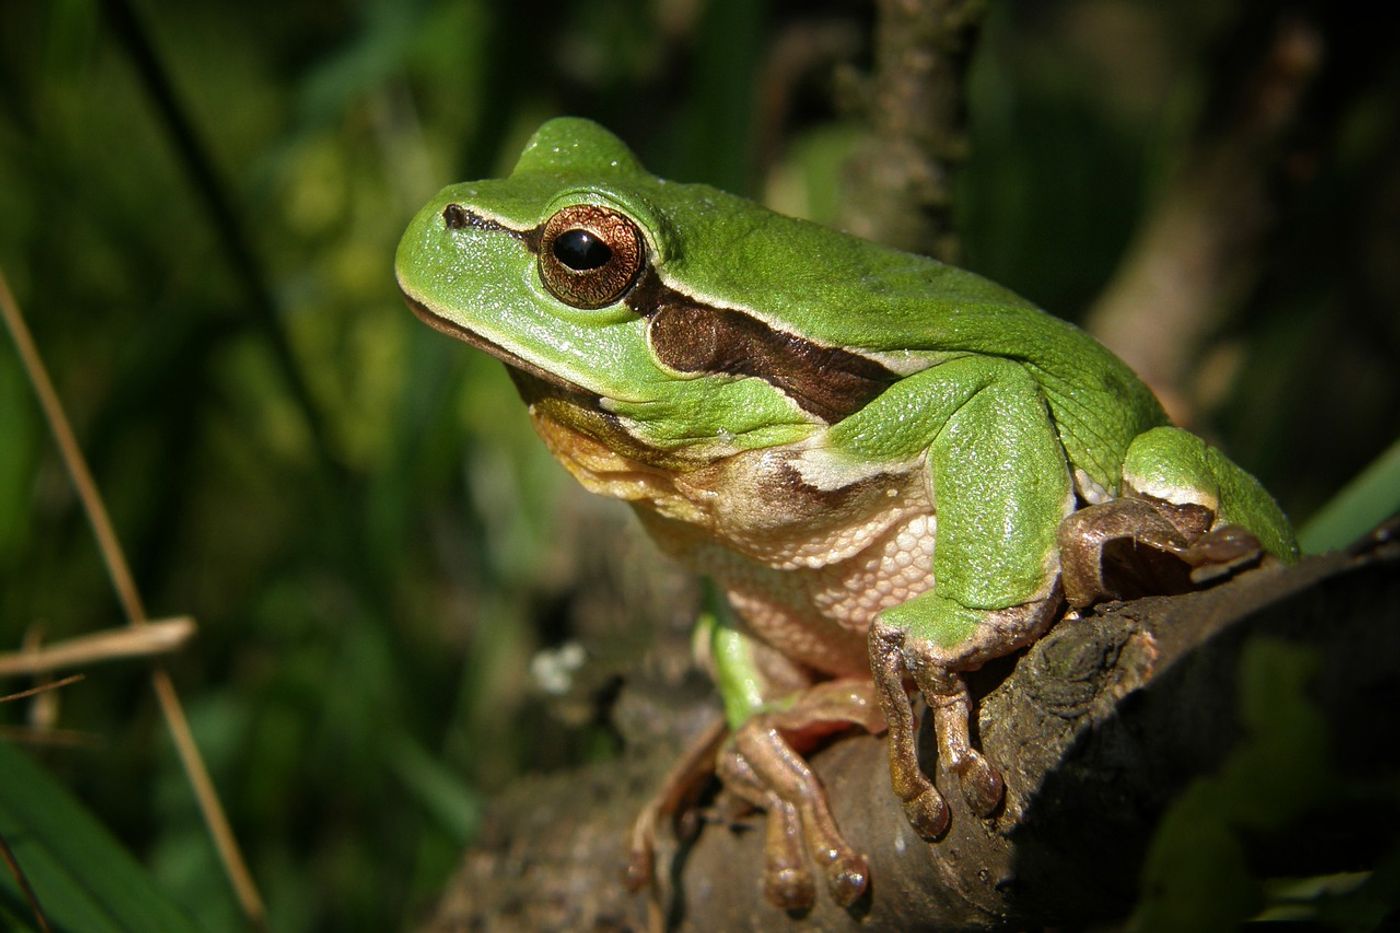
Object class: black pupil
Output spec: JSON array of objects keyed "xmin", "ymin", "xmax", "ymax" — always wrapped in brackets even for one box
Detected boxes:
[{"xmin": 553, "ymin": 229, "xmax": 612, "ymax": 271}]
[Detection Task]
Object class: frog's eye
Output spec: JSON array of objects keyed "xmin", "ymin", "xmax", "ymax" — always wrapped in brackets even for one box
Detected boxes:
[{"xmin": 538, "ymin": 205, "xmax": 644, "ymax": 309}]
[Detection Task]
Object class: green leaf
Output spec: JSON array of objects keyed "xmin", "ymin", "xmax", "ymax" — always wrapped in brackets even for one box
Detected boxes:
[
  {"xmin": 0, "ymin": 741, "xmax": 203, "ymax": 933},
  {"xmin": 1299, "ymin": 436, "xmax": 1400, "ymax": 554},
  {"xmin": 388, "ymin": 735, "xmax": 481, "ymax": 845}
]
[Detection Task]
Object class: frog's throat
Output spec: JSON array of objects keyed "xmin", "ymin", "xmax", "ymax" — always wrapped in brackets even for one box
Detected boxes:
[
  {"xmin": 527, "ymin": 403, "xmax": 710, "ymax": 514},
  {"xmin": 516, "ymin": 373, "xmax": 709, "ymax": 474}
]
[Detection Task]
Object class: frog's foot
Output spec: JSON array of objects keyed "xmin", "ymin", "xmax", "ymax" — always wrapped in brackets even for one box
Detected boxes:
[
  {"xmin": 1058, "ymin": 496, "xmax": 1263, "ymax": 610},
  {"xmin": 1179, "ymin": 523, "xmax": 1266, "ymax": 584},
  {"xmin": 715, "ymin": 679, "xmax": 886, "ymax": 910},
  {"xmin": 868, "ymin": 592, "xmax": 1062, "ymax": 840}
]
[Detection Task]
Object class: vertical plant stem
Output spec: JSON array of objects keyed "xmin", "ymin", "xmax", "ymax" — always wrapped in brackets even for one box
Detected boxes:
[
  {"xmin": 101, "ymin": 0, "xmax": 341, "ymax": 477},
  {"xmin": 0, "ymin": 829, "xmax": 52, "ymax": 933},
  {"xmin": 841, "ymin": 0, "xmax": 985, "ymax": 261},
  {"xmin": 0, "ymin": 269, "xmax": 267, "ymax": 929}
]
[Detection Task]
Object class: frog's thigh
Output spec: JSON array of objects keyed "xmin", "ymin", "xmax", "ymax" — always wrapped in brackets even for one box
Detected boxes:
[
  {"xmin": 871, "ymin": 358, "xmax": 1071, "ymax": 827},
  {"xmin": 1121, "ymin": 425, "xmax": 1221, "ymax": 513},
  {"xmin": 1121, "ymin": 425, "xmax": 1298, "ymax": 574},
  {"xmin": 1123, "ymin": 425, "xmax": 1295, "ymax": 559}
]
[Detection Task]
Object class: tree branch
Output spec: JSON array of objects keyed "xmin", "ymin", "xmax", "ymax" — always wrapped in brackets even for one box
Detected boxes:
[
  {"xmin": 838, "ymin": 0, "xmax": 985, "ymax": 261},
  {"xmin": 426, "ymin": 538, "xmax": 1399, "ymax": 930}
]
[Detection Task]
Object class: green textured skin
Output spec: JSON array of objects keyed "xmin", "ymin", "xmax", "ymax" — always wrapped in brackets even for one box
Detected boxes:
[
  {"xmin": 395, "ymin": 118, "xmax": 1166, "ymax": 488},
  {"xmin": 698, "ymin": 587, "xmax": 768, "ymax": 729},
  {"xmin": 395, "ymin": 117, "xmax": 1297, "ymax": 691},
  {"xmin": 831, "ymin": 355, "xmax": 1075, "ymax": 644},
  {"xmin": 1125, "ymin": 426, "xmax": 1297, "ymax": 560}
]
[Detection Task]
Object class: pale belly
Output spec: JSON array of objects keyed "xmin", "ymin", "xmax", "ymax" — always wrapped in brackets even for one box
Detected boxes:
[
  {"xmin": 523, "ymin": 408, "xmax": 940, "ymax": 677},
  {"xmin": 637, "ymin": 508, "xmax": 939, "ymax": 678}
]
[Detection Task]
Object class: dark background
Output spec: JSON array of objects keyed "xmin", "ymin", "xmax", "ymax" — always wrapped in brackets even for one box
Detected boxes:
[{"xmin": 1, "ymin": 1, "xmax": 1396, "ymax": 929}]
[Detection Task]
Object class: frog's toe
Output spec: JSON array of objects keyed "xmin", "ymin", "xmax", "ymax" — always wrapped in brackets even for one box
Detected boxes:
[
  {"xmin": 954, "ymin": 752, "xmax": 1005, "ymax": 817},
  {"xmin": 720, "ymin": 684, "xmax": 882, "ymax": 910},
  {"xmin": 761, "ymin": 799, "xmax": 816, "ymax": 910},
  {"xmin": 766, "ymin": 865, "xmax": 816, "ymax": 912},
  {"xmin": 823, "ymin": 850, "xmax": 870, "ymax": 907},
  {"xmin": 901, "ymin": 786, "xmax": 951, "ymax": 840},
  {"xmin": 622, "ymin": 847, "xmax": 652, "ymax": 892},
  {"xmin": 745, "ymin": 774, "xmax": 868, "ymax": 910},
  {"xmin": 1182, "ymin": 523, "xmax": 1263, "ymax": 583},
  {"xmin": 760, "ymin": 821, "xmax": 867, "ymax": 911}
]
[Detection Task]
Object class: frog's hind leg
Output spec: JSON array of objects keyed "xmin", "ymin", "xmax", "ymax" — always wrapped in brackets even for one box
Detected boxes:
[
  {"xmin": 1059, "ymin": 425, "xmax": 1300, "ymax": 608},
  {"xmin": 1120, "ymin": 425, "xmax": 1297, "ymax": 561},
  {"xmin": 717, "ymin": 679, "xmax": 887, "ymax": 910},
  {"xmin": 1057, "ymin": 495, "xmax": 1261, "ymax": 608}
]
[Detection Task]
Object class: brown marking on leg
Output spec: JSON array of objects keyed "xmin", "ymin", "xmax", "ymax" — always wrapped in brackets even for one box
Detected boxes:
[
  {"xmin": 868, "ymin": 621, "xmax": 951, "ymax": 840},
  {"xmin": 729, "ymin": 723, "xmax": 869, "ymax": 907},
  {"xmin": 876, "ymin": 591, "xmax": 1062, "ymax": 839},
  {"xmin": 1059, "ymin": 498, "xmax": 1193, "ymax": 608},
  {"xmin": 718, "ymin": 743, "xmax": 815, "ymax": 909},
  {"xmin": 1182, "ymin": 524, "xmax": 1264, "ymax": 583},
  {"xmin": 909, "ymin": 664, "xmax": 1004, "ymax": 816},
  {"xmin": 1059, "ymin": 498, "xmax": 1263, "ymax": 608},
  {"xmin": 765, "ymin": 679, "xmax": 886, "ymax": 736}
]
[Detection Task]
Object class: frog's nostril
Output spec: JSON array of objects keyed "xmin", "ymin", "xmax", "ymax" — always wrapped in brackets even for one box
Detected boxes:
[{"xmin": 443, "ymin": 203, "xmax": 469, "ymax": 229}]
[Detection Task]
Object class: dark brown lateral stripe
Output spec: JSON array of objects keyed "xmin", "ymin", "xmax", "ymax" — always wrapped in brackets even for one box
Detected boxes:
[
  {"xmin": 441, "ymin": 205, "xmax": 897, "ymax": 422},
  {"xmin": 647, "ymin": 298, "xmax": 898, "ymax": 423}
]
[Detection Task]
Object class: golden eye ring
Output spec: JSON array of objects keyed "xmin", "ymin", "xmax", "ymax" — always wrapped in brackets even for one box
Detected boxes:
[{"xmin": 538, "ymin": 204, "xmax": 644, "ymax": 309}]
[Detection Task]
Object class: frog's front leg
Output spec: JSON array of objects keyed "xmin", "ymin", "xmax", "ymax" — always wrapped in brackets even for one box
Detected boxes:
[
  {"xmin": 694, "ymin": 597, "xmax": 889, "ymax": 910},
  {"xmin": 869, "ymin": 590, "xmax": 1063, "ymax": 836},
  {"xmin": 867, "ymin": 358, "xmax": 1074, "ymax": 838}
]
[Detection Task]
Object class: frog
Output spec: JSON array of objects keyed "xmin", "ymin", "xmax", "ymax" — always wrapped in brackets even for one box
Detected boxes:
[{"xmin": 394, "ymin": 117, "xmax": 1298, "ymax": 911}]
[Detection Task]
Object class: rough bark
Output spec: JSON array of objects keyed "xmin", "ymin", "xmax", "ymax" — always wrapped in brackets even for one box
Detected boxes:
[
  {"xmin": 425, "ymin": 534, "xmax": 1400, "ymax": 932},
  {"xmin": 838, "ymin": 0, "xmax": 985, "ymax": 262}
]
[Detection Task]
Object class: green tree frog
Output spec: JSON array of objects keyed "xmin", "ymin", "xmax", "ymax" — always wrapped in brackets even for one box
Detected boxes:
[{"xmin": 395, "ymin": 118, "xmax": 1297, "ymax": 910}]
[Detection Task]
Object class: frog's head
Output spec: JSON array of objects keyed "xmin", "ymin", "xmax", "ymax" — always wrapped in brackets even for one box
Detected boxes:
[{"xmin": 395, "ymin": 117, "xmax": 898, "ymax": 468}]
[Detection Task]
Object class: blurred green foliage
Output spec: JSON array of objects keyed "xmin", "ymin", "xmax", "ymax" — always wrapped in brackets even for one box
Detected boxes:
[
  {"xmin": 1, "ymin": 0, "xmax": 1396, "ymax": 930},
  {"xmin": 1, "ymin": 740, "xmax": 202, "ymax": 931}
]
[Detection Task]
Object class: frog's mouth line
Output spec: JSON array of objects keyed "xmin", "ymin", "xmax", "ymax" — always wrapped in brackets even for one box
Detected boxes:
[
  {"xmin": 400, "ymin": 291, "xmax": 601, "ymax": 405},
  {"xmin": 402, "ymin": 288, "xmax": 693, "ymax": 467}
]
